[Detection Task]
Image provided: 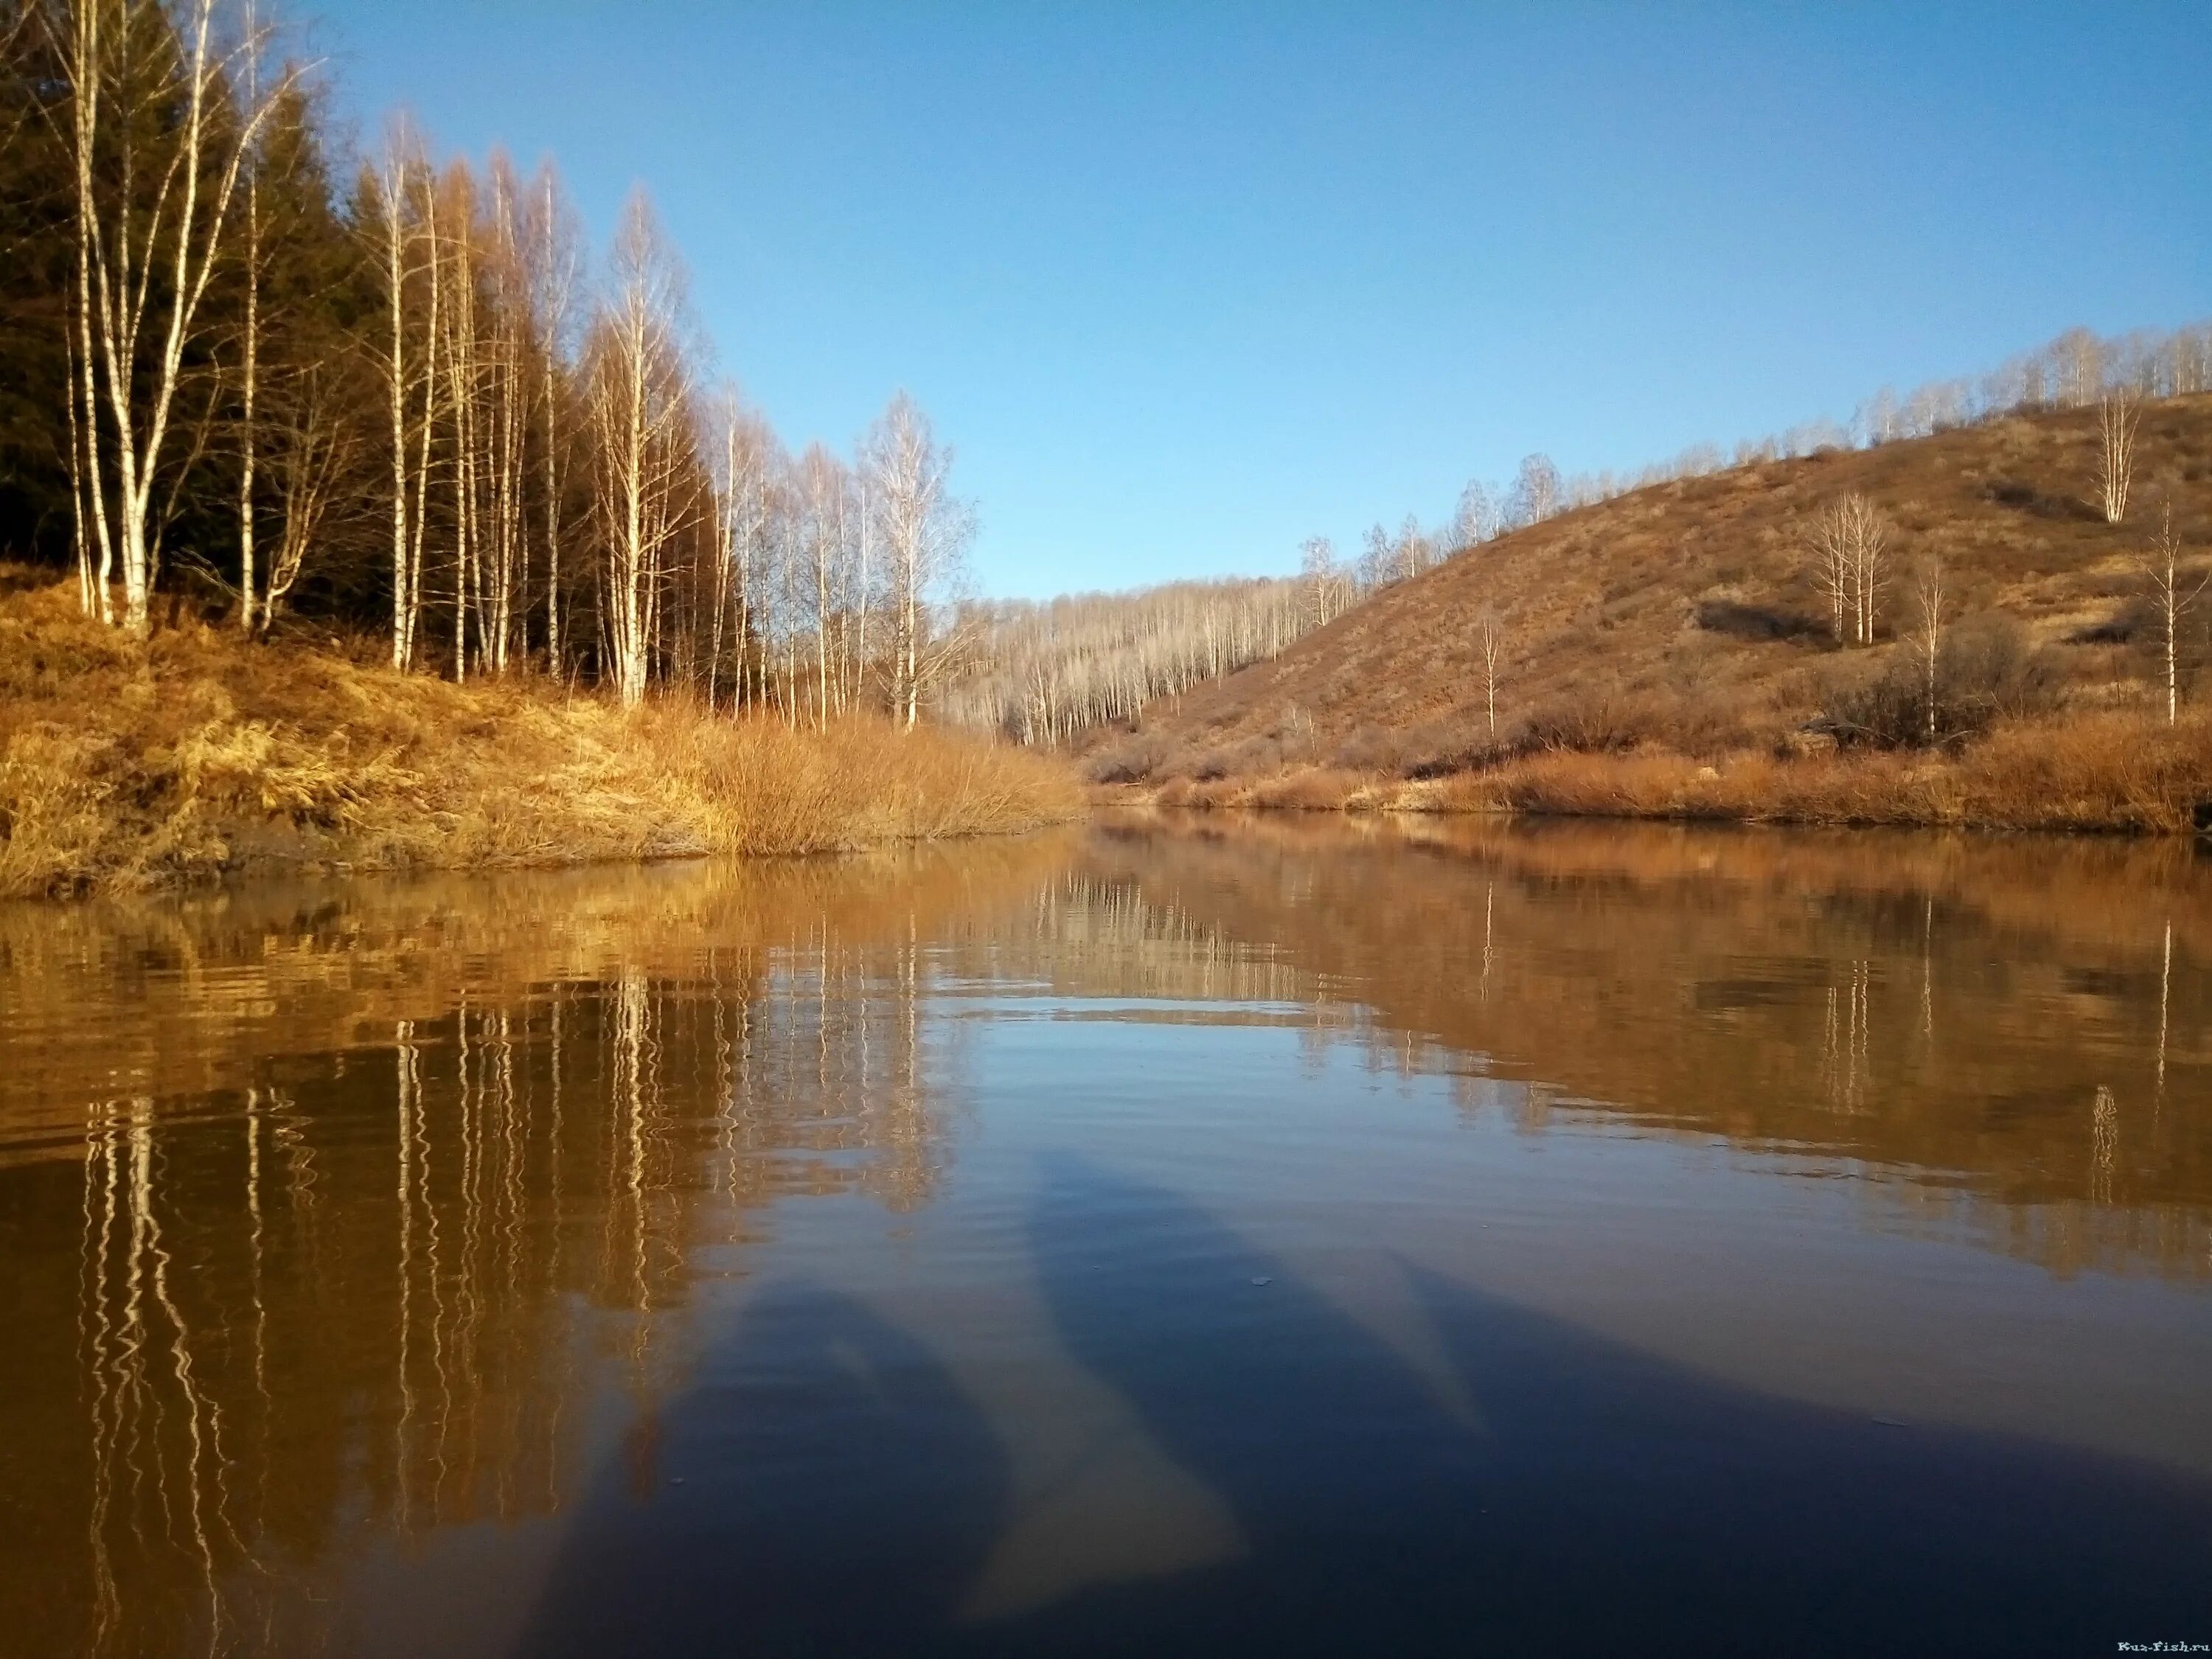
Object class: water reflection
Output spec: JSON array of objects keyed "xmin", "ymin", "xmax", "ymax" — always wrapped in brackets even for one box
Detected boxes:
[
  {"xmin": 1068, "ymin": 816, "xmax": 2212, "ymax": 1281},
  {"xmin": 1, "ymin": 819, "xmax": 2209, "ymax": 1655},
  {"xmin": 4, "ymin": 846, "xmax": 1044, "ymax": 1657}
]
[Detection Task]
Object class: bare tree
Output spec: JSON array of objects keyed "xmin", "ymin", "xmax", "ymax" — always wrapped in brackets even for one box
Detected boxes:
[
  {"xmin": 1476, "ymin": 611, "xmax": 1503, "ymax": 742},
  {"xmin": 1299, "ymin": 535, "xmax": 1339, "ymax": 628},
  {"xmin": 587, "ymin": 190, "xmax": 696, "ymax": 709},
  {"xmin": 2096, "ymin": 391, "xmax": 2139, "ymax": 525},
  {"xmin": 1452, "ymin": 479, "xmax": 1500, "ymax": 549},
  {"xmin": 252, "ymin": 362, "xmax": 355, "ymax": 633},
  {"xmin": 1809, "ymin": 493, "xmax": 1890, "ymax": 645},
  {"xmin": 1509, "ymin": 453, "xmax": 1560, "ymax": 527},
  {"xmin": 60, "ymin": 0, "xmax": 291, "ymax": 636},
  {"xmin": 864, "ymin": 392, "xmax": 970, "ymax": 728},
  {"xmin": 234, "ymin": 0, "xmax": 262, "ymax": 630},
  {"xmin": 796, "ymin": 440, "xmax": 844, "ymax": 728},
  {"xmin": 524, "ymin": 160, "xmax": 582, "ymax": 674},
  {"xmin": 368, "ymin": 120, "xmax": 431, "ymax": 669},
  {"xmin": 2148, "ymin": 505, "xmax": 2208, "ymax": 726},
  {"xmin": 1911, "ymin": 557, "xmax": 1946, "ymax": 746}
]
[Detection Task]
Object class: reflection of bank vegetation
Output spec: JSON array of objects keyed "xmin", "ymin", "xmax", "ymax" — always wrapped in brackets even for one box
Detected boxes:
[
  {"xmin": 5, "ymin": 845, "xmax": 1060, "ymax": 1657},
  {"xmin": 1077, "ymin": 817, "xmax": 2212, "ymax": 1282}
]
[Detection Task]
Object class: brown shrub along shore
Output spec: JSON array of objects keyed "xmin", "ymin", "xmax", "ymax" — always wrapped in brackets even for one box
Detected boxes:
[
  {"xmin": 0, "ymin": 574, "xmax": 1082, "ymax": 898},
  {"xmin": 1122, "ymin": 708, "xmax": 2212, "ymax": 835}
]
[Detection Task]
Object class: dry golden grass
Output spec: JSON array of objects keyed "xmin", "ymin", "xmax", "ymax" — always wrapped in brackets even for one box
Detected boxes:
[
  {"xmin": 0, "ymin": 571, "xmax": 1081, "ymax": 897},
  {"xmin": 1440, "ymin": 712, "xmax": 2212, "ymax": 832},
  {"xmin": 1113, "ymin": 708, "xmax": 2212, "ymax": 832}
]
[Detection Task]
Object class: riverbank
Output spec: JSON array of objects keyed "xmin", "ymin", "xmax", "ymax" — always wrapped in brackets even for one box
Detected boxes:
[
  {"xmin": 1118, "ymin": 709, "xmax": 2212, "ymax": 834},
  {"xmin": 0, "ymin": 574, "xmax": 1081, "ymax": 897}
]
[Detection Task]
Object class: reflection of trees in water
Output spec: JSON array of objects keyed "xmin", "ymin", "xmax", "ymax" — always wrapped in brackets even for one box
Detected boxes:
[
  {"xmin": 29, "ymin": 928, "xmax": 959, "ymax": 1658},
  {"xmin": 1067, "ymin": 822, "xmax": 2212, "ymax": 1284},
  {"xmin": 1016, "ymin": 872, "xmax": 1474, "ymax": 1089},
  {"xmin": 1823, "ymin": 960, "xmax": 1873, "ymax": 1116}
]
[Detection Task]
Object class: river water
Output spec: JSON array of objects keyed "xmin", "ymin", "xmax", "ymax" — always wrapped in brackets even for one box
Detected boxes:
[{"xmin": 2, "ymin": 816, "xmax": 2208, "ymax": 1658}]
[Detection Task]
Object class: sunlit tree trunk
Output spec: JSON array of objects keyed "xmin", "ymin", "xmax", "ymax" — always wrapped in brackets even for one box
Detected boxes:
[
  {"xmin": 2097, "ymin": 392, "xmax": 2139, "ymax": 526},
  {"xmin": 64, "ymin": 0, "xmax": 283, "ymax": 637},
  {"xmin": 527, "ymin": 164, "xmax": 579, "ymax": 677},
  {"xmin": 2149, "ymin": 507, "xmax": 2206, "ymax": 726},
  {"xmin": 588, "ymin": 192, "xmax": 695, "ymax": 709},
  {"xmin": 1913, "ymin": 558, "xmax": 1945, "ymax": 745},
  {"xmin": 237, "ymin": 138, "xmax": 259, "ymax": 631}
]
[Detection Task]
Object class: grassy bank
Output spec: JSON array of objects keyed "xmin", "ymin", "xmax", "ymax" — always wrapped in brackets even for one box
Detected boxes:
[
  {"xmin": 0, "ymin": 573, "xmax": 1081, "ymax": 897},
  {"xmin": 1130, "ymin": 709, "xmax": 2212, "ymax": 834}
]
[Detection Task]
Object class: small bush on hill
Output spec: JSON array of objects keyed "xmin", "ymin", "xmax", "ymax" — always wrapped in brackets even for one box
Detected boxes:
[{"xmin": 1820, "ymin": 614, "xmax": 2067, "ymax": 748}]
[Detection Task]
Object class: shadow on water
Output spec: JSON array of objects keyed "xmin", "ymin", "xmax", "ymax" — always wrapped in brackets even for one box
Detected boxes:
[
  {"xmin": 521, "ymin": 1158, "xmax": 2212, "ymax": 1659},
  {"xmin": 517, "ymin": 1280, "xmax": 1011, "ymax": 1659}
]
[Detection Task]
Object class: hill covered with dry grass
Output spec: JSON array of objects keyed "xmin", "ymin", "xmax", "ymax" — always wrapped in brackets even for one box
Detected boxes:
[
  {"xmin": 0, "ymin": 571, "xmax": 1080, "ymax": 897},
  {"xmin": 1093, "ymin": 396, "xmax": 2212, "ymax": 832}
]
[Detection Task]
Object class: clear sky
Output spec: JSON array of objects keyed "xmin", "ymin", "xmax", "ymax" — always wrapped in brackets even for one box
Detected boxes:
[{"xmin": 305, "ymin": 1, "xmax": 2211, "ymax": 599}]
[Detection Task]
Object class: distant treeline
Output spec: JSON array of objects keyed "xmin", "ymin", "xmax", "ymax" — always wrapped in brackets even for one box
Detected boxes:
[
  {"xmin": 1, "ymin": 1, "xmax": 970, "ymax": 724},
  {"xmin": 942, "ymin": 577, "xmax": 1312, "ymax": 745}
]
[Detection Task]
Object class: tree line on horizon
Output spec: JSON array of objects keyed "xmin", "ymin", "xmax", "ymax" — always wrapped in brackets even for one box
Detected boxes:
[{"xmin": 0, "ymin": 0, "xmax": 973, "ymax": 726}]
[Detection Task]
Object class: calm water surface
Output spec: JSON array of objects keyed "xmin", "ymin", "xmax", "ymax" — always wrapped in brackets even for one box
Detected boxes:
[{"xmin": 4, "ymin": 817, "xmax": 2210, "ymax": 1658}]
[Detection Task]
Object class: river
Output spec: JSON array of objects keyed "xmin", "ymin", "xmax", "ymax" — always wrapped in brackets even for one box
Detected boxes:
[{"xmin": 3, "ymin": 816, "xmax": 2208, "ymax": 1657}]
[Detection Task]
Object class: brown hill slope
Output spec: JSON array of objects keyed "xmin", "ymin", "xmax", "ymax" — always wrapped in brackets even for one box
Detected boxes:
[{"xmin": 1098, "ymin": 397, "xmax": 2212, "ymax": 795}]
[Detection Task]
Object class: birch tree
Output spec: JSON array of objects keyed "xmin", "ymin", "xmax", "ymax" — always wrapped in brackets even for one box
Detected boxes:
[
  {"xmin": 1509, "ymin": 453, "xmax": 1560, "ymax": 527},
  {"xmin": 1299, "ymin": 535, "xmax": 1340, "ymax": 628},
  {"xmin": 1911, "ymin": 557, "xmax": 1945, "ymax": 745},
  {"xmin": 2149, "ymin": 506, "xmax": 2208, "ymax": 726},
  {"xmin": 60, "ymin": 0, "xmax": 290, "ymax": 636},
  {"xmin": 234, "ymin": 0, "xmax": 261, "ymax": 630},
  {"xmin": 2096, "ymin": 391, "xmax": 2139, "ymax": 525},
  {"xmin": 251, "ymin": 360, "xmax": 354, "ymax": 633},
  {"xmin": 1452, "ymin": 479, "xmax": 1500, "ymax": 549},
  {"xmin": 524, "ymin": 159, "xmax": 581, "ymax": 673},
  {"xmin": 865, "ymin": 392, "xmax": 969, "ymax": 728},
  {"xmin": 586, "ymin": 190, "xmax": 695, "ymax": 709},
  {"xmin": 1810, "ymin": 493, "xmax": 1890, "ymax": 645},
  {"xmin": 796, "ymin": 440, "xmax": 843, "ymax": 727},
  {"xmin": 368, "ymin": 121, "xmax": 430, "ymax": 669},
  {"xmin": 1476, "ymin": 611, "xmax": 1503, "ymax": 743}
]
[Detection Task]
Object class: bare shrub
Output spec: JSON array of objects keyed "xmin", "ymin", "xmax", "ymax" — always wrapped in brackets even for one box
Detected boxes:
[
  {"xmin": 1086, "ymin": 732, "xmax": 1167, "ymax": 785},
  {"xmin": 1519, "ymin": 689, "xmax": 1652, "ymax": 754},
  {"xmin": 1820, "ymin": 613, "xmax": 2064, "ymax": 748},
  {"xmin": 1331, "ymin": 725, "xmax": 1404, "ymax": 773}
]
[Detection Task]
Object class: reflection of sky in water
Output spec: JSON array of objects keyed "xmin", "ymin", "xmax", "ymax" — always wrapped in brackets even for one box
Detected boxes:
[{"xmin": 1, "ymin": 820, "xmax": 2209, "ymax": 1656}]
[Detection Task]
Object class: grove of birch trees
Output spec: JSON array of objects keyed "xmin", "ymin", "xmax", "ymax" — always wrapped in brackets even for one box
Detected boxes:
[{"xmin": 1, "ymin": 0, "xmax": 975, "ymax": 726}]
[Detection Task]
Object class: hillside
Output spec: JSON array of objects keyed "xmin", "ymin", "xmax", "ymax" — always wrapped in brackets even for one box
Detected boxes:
[{"xmin": 1091, "ymin": 397, "xmax": 2212, "ymax": 828}]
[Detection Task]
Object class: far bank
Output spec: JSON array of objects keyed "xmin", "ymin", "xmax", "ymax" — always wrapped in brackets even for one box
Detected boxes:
[{"xmin": 1105, "ymin": 709, "xmax": 2212, "ymax": 836}]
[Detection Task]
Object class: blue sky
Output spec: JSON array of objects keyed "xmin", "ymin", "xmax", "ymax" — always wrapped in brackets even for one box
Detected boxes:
[{"xmin": 307, "ymin": 1, "xmax": 2211, "ymax": 598}]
